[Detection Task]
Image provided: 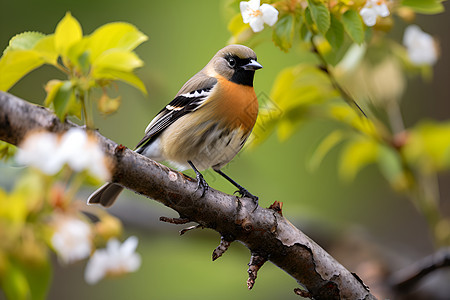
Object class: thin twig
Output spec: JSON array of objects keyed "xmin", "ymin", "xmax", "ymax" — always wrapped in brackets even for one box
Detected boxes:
[
  {"xmin": 212, "ymin": 236, "xmax": 232, "ymax": 261},
  {"xmin": 247, "ymin": 253, "xmax": 267, "ymax": 290},
  {"xmin": 159, "ymin": 216, "xmax": 191, "ymax": 224},
  {"xmin": 310, "ymin": 36, "xmax": 367, "ymax": 118},
  {"xmin": 389, "ymin": 247, "xmax": 450, "ymax": 291}
]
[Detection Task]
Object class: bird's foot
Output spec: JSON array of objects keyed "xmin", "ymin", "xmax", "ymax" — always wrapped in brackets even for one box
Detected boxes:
[
  {"xmin": 195, "ymin": 173, "xmax": 209, "ymax": 197},
  {"xmin": 235, "ymin": 188, "xmax": 258, "ymax": 204}
]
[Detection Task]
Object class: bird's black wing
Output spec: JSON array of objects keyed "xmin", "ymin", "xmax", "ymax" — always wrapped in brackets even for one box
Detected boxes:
[{"xmin": 135, "ymin": 76, "xmax": 217, "ymax": 150}]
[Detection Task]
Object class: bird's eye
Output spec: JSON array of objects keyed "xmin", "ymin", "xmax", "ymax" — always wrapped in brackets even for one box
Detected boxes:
[{"xmin": 227, "ymin": 57, "xmax": 236, "ymax": 68}]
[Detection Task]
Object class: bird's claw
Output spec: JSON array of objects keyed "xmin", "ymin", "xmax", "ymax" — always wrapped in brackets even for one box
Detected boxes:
[
  {"xmin": 195, "ymin": 173, "xmax": 209, "ymax": 197},
  {"xmin": 235, "ymin": 188, "xmax": 258, "ymax": 204}
]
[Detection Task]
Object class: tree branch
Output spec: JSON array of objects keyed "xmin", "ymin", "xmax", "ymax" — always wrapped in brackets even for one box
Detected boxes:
[
  {"xmin": 389, "ymin": 247, "xmax": 450, "ymax": 292},
  {"xmin": 0, "ymin": 91, "xmax": 377, "ymax": 299}
]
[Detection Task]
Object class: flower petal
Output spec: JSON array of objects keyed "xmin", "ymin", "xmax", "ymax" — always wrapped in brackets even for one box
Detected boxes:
[
  {"xmin": 260, "ymin": 4, "xmax": 279, "ymax": 26},
  {"xmin": 16, "ymin": 132, "xmax": 63, "ymax": 175},
  {"xmin": 360, "ymin": 8, "xmax": 377, "ymax": 27},
  {"xmin": 85, "ymin": 251, "xmax": 108, "ymax": 284},
  {"xmin": 59, "ymin": 128, "xmax": 88, "ymax": 172},
  {"xmin": 240, "ymin": 2, "xmax": 251, "ymax": 23},
  {"xmin": 249, "ymin": 17, "xmax": 265, "ymax": 32},
  {"xmin": 126, "ymin": 253, "xmax": 142, "ymax": 272},
  {"xmin": 403, "ymin": 24, "xmax": 420, "ymax": 47},
  {"xmin": 248, "ymin": 0, "xmax": 261, "ymax": 10},
  {"xmin": 120, "ymin": 236, "xmax": 139, "ymax": 255},
  {"xmin": 51, "ymin": 215, "xmax": 92, "ymax": 264},
  {"xmin": 85, "ymin": 236, "xmax": 142, "ymax": 284},
  {"xmin": 107, "ymin": 238, "xmax": 121, "ymax": 251},
  {"xmin": 375, "ymin": 3, "xmax": 390, "ymax": 17},
  {"xmin": 403, "ymin": 25, "xmax": 437, "ymax": 66}
]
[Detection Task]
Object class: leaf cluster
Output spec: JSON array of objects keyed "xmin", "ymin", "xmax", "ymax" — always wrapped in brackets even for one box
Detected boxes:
[
  {"xmin": 228, "ymin": 0, "xmax": 449, "ymax": 245},
  {"xmin": 0, "ymin": 167, "xmax": 124, "ymax": 300},
  {"xmin": 228, "ymin": 0, "xmax": 448, "ymax": 183},
  {"xmin": 0, "ymin": 12, "xmax": 148, "ymax": 125}
]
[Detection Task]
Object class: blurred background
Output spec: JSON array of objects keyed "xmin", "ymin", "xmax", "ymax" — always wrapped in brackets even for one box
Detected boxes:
[{"xmin": 1, "ymin": 0, "xmax": 449, "ymax": 299}]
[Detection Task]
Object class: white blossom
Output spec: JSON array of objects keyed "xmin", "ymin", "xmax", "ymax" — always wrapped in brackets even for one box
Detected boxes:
[
  {"xmin": 240, "ymin": 0, "xmax": 279, "ymax": 33},
  {"xmin": 360, "ymin": 0, "xmax": 390, "ymax": 27},
  {"xmin": 16, "ymin": 128, "xmax": 110, "ymax": 180},
  {"xmin": 58, "ymin": 128, "xmax": 110, "ymax": 180},
  {"xmin": 51, "ymin": 215, "xmax": 92, "ymax": 264},
  {"xmin": 403, "ymin": 25, "xmax": 438, "ymax": 66},
  {"xmin": 16, "ymin": 131, "xmax": 63, "ymax": 175},
  {"xmin": 84, "ymin": 236, "xmax": 141, "ymax": 285}
]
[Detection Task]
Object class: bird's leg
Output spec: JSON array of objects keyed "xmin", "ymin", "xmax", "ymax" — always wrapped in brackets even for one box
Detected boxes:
[
  {"xmin": 188, "ymin": 161, "xmax": 209, "ymax": 197},
  {"xmin": 214, "ymin": 169, "xmax": 258, "ymax": 203}
]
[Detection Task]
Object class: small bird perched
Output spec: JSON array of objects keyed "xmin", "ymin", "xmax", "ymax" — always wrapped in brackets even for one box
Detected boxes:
[{"xmin": 88, "ymin": 45, "xmax": 262, "ymax": 207}]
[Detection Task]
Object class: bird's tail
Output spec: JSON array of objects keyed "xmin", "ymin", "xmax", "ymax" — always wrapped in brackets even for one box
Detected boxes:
[{"xmin": 87, "ymin": 183, "xmax": 124, "ymax": 207}]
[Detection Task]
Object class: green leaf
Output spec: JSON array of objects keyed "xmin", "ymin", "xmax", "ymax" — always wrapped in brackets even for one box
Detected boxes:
[
  {"xmin": 228, "ymin": 13, "xmax": 252, "ymax": 43},
  {"xmin": 378, "ymin": 145, "xmax": 408, "ymax": 190},
  {"xmin": 2, "ymin": 261, "xmax": 30, "ymax": 300},
  {"xmin": 77, "ymin": 50, "xmax": 91, "ymax": 75},
  {"xmin": 32, "ymin": 35, "xmax": 58, "ymax": 65},
  {"xmin": 299, "ymin": 19, "xmax": 311, "ymax": 41},
  {"xmin": 91, "ymin": 49, "xmax": 146, "ymax": 92},
  {"xmin": 12, "ymin": 171, "xmax": 46, "ymax": 210},
  {"xmin": 272, "ymin": 14, "xmax": 296, "ymax": 52},
  {"xmin": 324, "ymin": 34, "xmax": 361, "ymax": 67},
  {"xmin": 250, "ymin": 102, "xmax": 283, "ymax": 147},
  {"xmin": 0, "ymin": 182, "xmax": 28, "ymax": 225},
  {"xmin": 228, "ymin": 13, "xmax": 250, "ymax": 36},
  {"xmin": 271, "ymin": 64, "xmax": 337, "ymax": 110},
  {"xmin": 67, "ymin": 96, "xmax": 82, "ymax": 120},
  {"xmin": 1, "ymin": 256, "xmax": 52, "ymax": 300},
  {"xmin": 55, "ymin": 12, "xmax": 83, "ymax": 56},
  {"xmin": 339, "ymin": 137, "xmax": 378, "ymax": 181},
  {"xmin": 328, "ymin": 103, "xmax": 378, "ymax": 138},
  {"xmin": 252, "ymin": 64, "xmax": 338, "ymax": 144},
  {"xmin": 91, "ymin": 49, "xmax": 146, "ymax": 93},
  {"xmin": 342, "ymin": 10, "xmax": 364, "ymax": 44},
  {"xmin": 401, "ymin": 0, "xmax": 444, "ymax": 14},
  {"xmin": 309, "ymin": 130, "xmax": 345, "ymax": 171},
  {"xmin": 50, "ymin": 80, "xmax": 75, "ymax": 119},
  {"xmin": 404, "ymin": 121, "xmax": 450, "ymax": 171},
  {"xmin": 93, "ymin": 68, "xmax": 147, "ymax": 93},
  {"xmin": 93, "ymin": 50, "xmax": 143, "ymax": 73},
  {"xmin": 324, "ymin": 36, "xmax": 353, "ymax": 66},
  {"xmin": 0, "ymin": 141, "xmax": 16, "ymax": 161},
  {"xmin": 45, "ymin": 79, "xmax": 81, "ymax": 119},
  {"xmin": 87, "ymin": 22, "xmax": 148, "ymax": 61},
  {"xmin": 308, "ymin": 0, "xmax": 330, "ymax": 34},
  {"xmin": 4, "ymin": 32, "xmax": 45, "ymax": 53},
  {"xmin": 0, "ymin": 50, "xmax": 45, "ymax": 91},
  {"xmin": 304, "ymin": 7, "xmax": 314, "ymax": 28},
  {"xmin": 325, "ymin": 14, "xmax": 344, "ymax": 50},
  {"xmin": 277, "ymin": 118, "xmax": 305, "ymax": 141},
  {"xmin": 22, "ymin": 258, "xmax": 52, "ymax": 300},
  {"xmin": 65, "ymin": 38, "xmax": 89, "ymax": 71},
  {"xmin": 44, "ymin": 79, "xmax": 62, "ymax": 107}
]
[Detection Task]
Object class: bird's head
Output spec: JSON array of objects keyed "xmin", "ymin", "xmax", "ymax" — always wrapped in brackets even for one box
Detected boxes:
[{"xmin": 207, "ymin": 45, "xmax": 262, "ymax": 87}]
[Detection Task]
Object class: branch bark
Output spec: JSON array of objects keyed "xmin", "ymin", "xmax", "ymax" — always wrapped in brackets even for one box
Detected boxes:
[
  {"xmin": 389, "ymin": 247, "xmax": 450, "ymax": 292},
  {"xmin": 0, "ymin": 91, "xmax": 377, "ymax": 300}
]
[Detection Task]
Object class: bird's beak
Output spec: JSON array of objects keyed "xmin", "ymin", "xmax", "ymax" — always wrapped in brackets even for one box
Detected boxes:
[{"xmin": 241, "ymin": 59, "xmax": 263, "ymax": 71}]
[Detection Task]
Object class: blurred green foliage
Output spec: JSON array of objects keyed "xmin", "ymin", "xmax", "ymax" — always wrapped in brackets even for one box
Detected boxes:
[
  {"xmin": 0, "ymin": 12, "xmax": 147, "ymax": 127},
  {"xmin": 0, "ymin": 0, "xmax": 449, "ymax": 299},
  {"xmin": 227, "ymin": 0, "xmax": 449, "ymax": 250}
]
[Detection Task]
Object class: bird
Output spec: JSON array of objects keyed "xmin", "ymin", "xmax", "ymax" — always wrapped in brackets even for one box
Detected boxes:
[{"xmin": 88, "ymin": 44, "xmax": 262, "ymax": 207}]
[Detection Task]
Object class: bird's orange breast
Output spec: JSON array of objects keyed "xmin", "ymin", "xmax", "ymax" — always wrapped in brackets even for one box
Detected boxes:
[{"xmin": 209, "ymin": 75, "xmax": 259, "ymax": 134}]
